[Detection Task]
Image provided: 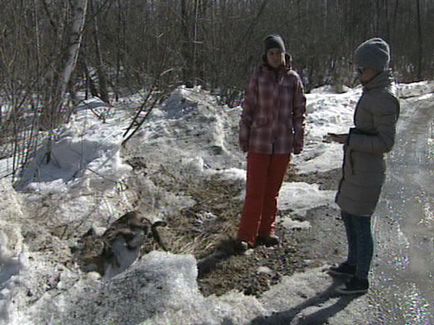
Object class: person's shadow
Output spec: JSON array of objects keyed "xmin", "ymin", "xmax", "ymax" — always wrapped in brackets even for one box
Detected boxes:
[
  {"xmin": 250, "ymin": 276, "xmax": 363, "ymax": 325},
  {"xmin": 197, "ymin": 241, "xmax": 362, "ymax": 324},
  {"xmin": 197, "ymin": 238, "xmax": 239, "ymax": 278}
]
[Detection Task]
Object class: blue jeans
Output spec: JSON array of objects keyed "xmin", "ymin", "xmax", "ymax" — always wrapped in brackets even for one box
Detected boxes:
[{"xmin": 341, "ymin": 210, "xmax": 374, "ymax": 279}]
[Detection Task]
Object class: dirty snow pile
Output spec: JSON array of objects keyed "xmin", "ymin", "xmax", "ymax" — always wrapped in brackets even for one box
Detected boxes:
[{"xmin": 0, "ymin": 81, "xmax": 433, "ymax": 324}]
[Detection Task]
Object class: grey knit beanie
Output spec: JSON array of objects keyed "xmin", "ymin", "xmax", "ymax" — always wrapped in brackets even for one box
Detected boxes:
[
  {"xmin": 264, "ymin": 34, "xmax": 286, "ymax": 53},
  {"xmin": 354, "ymin": 38, "xmax": 390, "ymax": 72}
]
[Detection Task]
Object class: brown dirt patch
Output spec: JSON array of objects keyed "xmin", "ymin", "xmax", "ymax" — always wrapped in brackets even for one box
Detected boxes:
[{"xmin": 129, "ymin": 162, "xmax": 346, "ymax": 298}]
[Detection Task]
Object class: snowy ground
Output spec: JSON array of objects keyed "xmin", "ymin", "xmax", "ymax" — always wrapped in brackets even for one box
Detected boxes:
[{"xmin": 0, "ymin": 81, "xmax": 433, "ymax": 324}]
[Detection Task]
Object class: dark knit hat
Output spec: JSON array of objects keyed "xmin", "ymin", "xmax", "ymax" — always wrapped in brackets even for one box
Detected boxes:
[
  {"xmin": 354, "ymin": 38, "xmax": 390, "ymax": 72},
  {"xmin": 264, "ymin": 34, "xmax": 286, "ymax": 53}
]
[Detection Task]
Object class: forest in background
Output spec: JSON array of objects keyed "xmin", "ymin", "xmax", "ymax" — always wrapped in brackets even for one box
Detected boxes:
[{"xmin": 1, "ymin": 0, "xmax": 433, "ymax": 180}]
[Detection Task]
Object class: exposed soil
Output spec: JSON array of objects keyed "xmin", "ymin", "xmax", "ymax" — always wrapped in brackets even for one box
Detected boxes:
[{"xmin": 126, "ymin": 160, "xmax": 347, "ymax": 298}]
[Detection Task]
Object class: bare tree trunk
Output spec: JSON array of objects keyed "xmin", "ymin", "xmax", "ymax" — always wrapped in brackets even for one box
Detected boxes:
[
  {"xmin": 393, "ymin": 0, "xmax": 399, "ymax": 31},
  {"xmin": 384, "ymin": 0, "xmax": 390, "ymax": 39},
  {"xmin": 181, "ymin": 0, "xmax": 193, "ymax": 87},
  {"xmin": 114, "ymin": 0, "xmax": 125, "ymax": 101},
  {"xmin": 90, "ymin": 0, "xmax": 109, "ymax": 103},
  {"xmin": 56, "ymin": 0, "xmax": 88, "ymax": 119},
  {"xmin": 39, "ymin": 0, "xmax": 88, "ymax": 131},
  {"xmin": 24, "ymin": 0, "xmax": 43, "ymax": 173},
  {"xmin": 43, "ymin": 0, "xmax": 88, "ymax": 162},
  {"xmin": 416, "ymin": 0, "xmax": 423, "ymax": 80},
  {"xmin": 375, "ymin": 0, "xmax": 381, "ymax": 33},
  {"xmin": 192, "ymin": 0, "xmax": 199, "ymax": 86}
]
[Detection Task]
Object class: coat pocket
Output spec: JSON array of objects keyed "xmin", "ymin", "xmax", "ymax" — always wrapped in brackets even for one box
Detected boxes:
[{"xmin": 352, "ymin": 151, "xmax": 385, "ymax": 174}]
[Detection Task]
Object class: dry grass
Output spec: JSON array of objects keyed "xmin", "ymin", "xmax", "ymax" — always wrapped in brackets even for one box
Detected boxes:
[{"xmin": 153, "ymin": 172, "xmax": 244, "ymax": 259}]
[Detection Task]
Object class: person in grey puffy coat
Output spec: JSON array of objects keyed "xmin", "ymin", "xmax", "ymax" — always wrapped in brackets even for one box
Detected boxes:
[{"xmin": 329, "ymin": 38, "xmax": 400, "ymax": 294}]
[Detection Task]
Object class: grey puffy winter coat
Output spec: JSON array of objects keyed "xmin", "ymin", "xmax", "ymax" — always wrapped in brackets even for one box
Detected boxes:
[{"xmin": 336, "ymin": 70, "xmax": 400, "ymax": 216}]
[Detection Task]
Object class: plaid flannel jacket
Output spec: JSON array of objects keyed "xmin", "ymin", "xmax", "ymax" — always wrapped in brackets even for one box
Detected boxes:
[{"xmin": 239, "ymin": 64, "xmax": 306, "ymax": 154}]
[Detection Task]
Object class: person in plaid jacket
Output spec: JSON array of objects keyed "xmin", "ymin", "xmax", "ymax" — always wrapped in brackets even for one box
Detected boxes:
[{"xmin": 236, "ymin": 34, "xmax": 306, "ymax": 252}]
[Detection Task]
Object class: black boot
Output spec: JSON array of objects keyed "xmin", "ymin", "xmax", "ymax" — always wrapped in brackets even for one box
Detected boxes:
[
  {"xmin": 328, "ymin": 262, "xmax": 356, "ymax": 277},
  {"xmin": 335, "ymin": 277, "xmax": 369, "ymax": 295}
]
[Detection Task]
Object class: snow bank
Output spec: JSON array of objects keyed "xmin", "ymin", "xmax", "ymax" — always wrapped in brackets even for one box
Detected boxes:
[
  {"xmin": 309, "ymin": 84, "xmax": 352, "ymax": 94},
  {"xmin": 398, "ymin": 80, "xmax": 434, "ymax": 98},
  {"xmin": 0, "ymin": 180, "xmax": 27, "ymax": 325},
  {"xmin": 14, "ymin": 251, "xmax": 265, "ymax": 325},
  {"xmin": 293, "ymin": 89, "xmax": 359, "ymax": 174},
  {"xmin": 0, "ymin": 179, "xmax": 25, "ymax": 223},
  {"xmin": 278, "ymin": 182, "xmax": 336, "ymax": 230},
  {"xmin": 18, "ymin": 105, "xmax": 131, "ymax": 192},
  {"xmin": 133, "ymin": 86, "xmax": 246, "ymax": 175}
]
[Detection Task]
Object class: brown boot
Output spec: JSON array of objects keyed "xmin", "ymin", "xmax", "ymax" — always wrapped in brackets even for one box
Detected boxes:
[{"xmin": 256, "ymin": 235, "xmax": 280, "ymax": 247}]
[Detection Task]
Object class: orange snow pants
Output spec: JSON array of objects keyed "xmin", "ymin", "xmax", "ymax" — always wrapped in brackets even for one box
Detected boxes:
[{"xmin": 237, "ymin": 152, "xmax": 290, "ymax": 246}]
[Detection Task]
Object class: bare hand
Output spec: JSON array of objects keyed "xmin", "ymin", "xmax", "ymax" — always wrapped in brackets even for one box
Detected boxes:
[
  {"xmin": 240, "ymin": 142, "xmax": 249, "ymax": 153},
  {"xmin": 326, "ymin": 133, "xmax": 348, "ymax": 144},
  {"xmin": 293, "ymin": 147, "xmax": 302, "ymax": 154}
]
